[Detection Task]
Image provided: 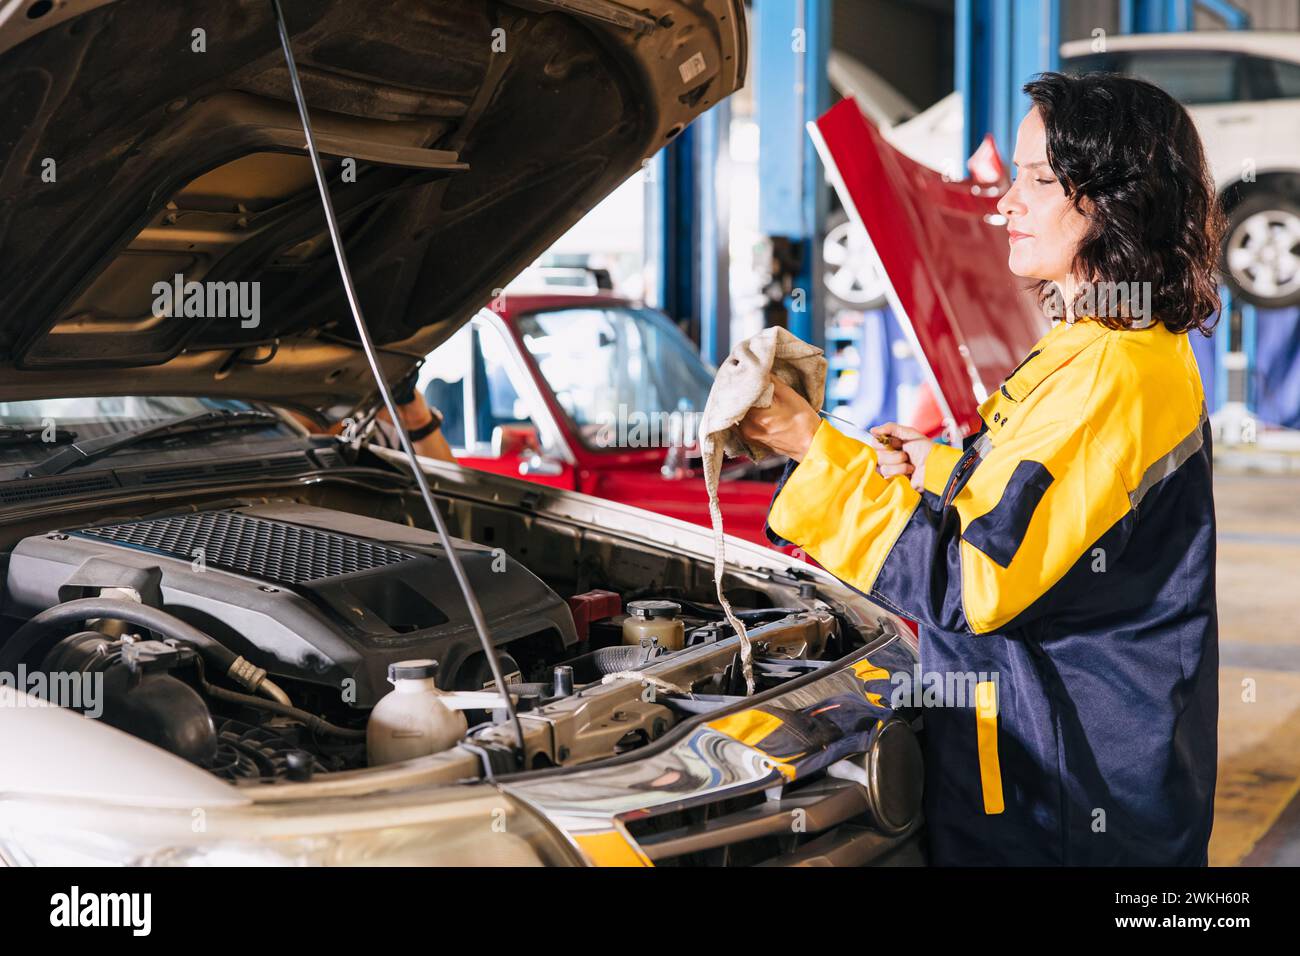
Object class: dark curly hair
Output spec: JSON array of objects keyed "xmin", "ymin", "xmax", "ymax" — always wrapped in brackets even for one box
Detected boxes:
[{"xmin": 1023, "ymin": 71, "xmax": 1226, "ymax": 334}]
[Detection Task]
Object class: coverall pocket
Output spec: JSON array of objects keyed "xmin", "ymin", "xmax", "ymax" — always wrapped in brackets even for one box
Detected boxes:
[{"xmin": 961, "ymin": 460, "xmax": 1054, "ymax": 568}]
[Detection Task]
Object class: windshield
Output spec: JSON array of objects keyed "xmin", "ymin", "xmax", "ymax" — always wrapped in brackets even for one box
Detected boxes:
[
  {"xmin": 0, "ymin": 396, "xmax": 250, "ymax": 427},
  {"xmin": 515, "ymin": 306, "xmax": 713, "ymax": 450},
  {"xmin": 0, "ymin": 396, "xmax": 267, "ymax": 478}
]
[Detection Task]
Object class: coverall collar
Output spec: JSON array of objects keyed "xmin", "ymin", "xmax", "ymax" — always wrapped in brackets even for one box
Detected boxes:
[
  {"xmin": 996, "ymin": 318, "xmax": 1111, "ymax": 404},
  {"xmin": 977, "ymin": 319, "xmax": 1111, "ymax": 434}
]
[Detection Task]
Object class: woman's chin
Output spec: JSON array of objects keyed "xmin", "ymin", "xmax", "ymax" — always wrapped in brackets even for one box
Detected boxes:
[{"xmin": 1005, "ymin": 252, "xmax": 1041, "ymax": 280}]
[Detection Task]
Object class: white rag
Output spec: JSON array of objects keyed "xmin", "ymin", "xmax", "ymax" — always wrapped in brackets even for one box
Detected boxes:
[{"xmin": 699, "ymin": 327, "xmax": 827, "ymax": 694}]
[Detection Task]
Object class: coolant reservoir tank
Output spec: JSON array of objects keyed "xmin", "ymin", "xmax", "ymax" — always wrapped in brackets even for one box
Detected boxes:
[
  {"xmin": 366, "ymin": 659, "xmax": 468, "ymax": 766},
  {"xmin": 622, "ymin": 600, "xmax": 685, "ymax": 651}
]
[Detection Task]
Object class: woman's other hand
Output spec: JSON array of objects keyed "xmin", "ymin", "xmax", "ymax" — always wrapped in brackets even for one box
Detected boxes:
[
  {"xmin": 869, "ymin": 422, "xmax": 933, "ymax": 492},
  {"xmin": 738, "ymin": 377, "xmax": 822, "ymax": 462}
]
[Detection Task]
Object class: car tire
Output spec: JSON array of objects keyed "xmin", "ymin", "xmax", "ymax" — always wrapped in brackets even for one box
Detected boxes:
[
  {"xmin": 1221, "ymin": 193, "xmax": 1300, "ymax": 309},
  {"xmin": 823, "ymin": 208, "xmax": 889, "ymax": 313}
]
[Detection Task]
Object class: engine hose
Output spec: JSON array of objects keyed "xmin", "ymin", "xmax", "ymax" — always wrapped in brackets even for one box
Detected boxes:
[
  {"xmin": 0, "ymin": 598, "xmax": 239, "ymax": 674},
  {"xmin": 200, "ymin": 681, "xmax": 366, "ymax": 741},
  {"xmin": 589, "ymin": 644, "xmax": 652, "ymax": 675},
  {"xmin": 0, "ymin": 597, "xmax": 284, "ymax": 703},
  {"xmin": 257, "ymin": 677, "xmax": 293, "ymax": 706}
]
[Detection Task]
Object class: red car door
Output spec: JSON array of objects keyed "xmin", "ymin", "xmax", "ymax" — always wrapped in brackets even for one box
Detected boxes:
[
  {"xmin": 491, "ymin": 298, "xmax": 788, "ymax": 549},
  {"xmin": 423, "ymin": 319, "xmax": 580, "ymax": 490}
]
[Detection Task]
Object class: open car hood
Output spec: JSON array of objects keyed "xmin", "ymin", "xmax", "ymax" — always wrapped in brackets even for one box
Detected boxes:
[
  {"xmin": 0, "ymin": 0, "xmax": 745, "ymax": 408},
  {"xmin": 810, "ymin": 98, "xmax": 1047, "ymax": 439}
]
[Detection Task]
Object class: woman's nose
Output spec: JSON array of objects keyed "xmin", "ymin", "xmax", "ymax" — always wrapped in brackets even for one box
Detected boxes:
[{"xmin": 997, "ymin": 179, "xmax": 1025, "ymax": 219}]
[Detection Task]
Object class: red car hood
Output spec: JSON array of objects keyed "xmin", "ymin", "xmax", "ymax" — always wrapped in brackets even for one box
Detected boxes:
[{"xmin": 809, "ymin": 98, "xmax": 1048, "ymax": 439}]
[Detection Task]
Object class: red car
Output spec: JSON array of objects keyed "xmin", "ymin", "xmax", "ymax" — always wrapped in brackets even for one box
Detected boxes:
[{"xmin": 417, "ymin": 291, "xmax": 787, "ymax": 546}]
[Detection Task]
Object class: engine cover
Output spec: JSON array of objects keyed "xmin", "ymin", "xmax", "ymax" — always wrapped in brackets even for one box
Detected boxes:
[{"xmin": 3, "ymin": 504, "xmax": 577, "ymax": 707}]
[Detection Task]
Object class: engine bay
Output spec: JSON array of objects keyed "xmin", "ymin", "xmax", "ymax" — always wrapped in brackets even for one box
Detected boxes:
[{"xmin": 0, "ymin": 492, "xmax": 873, "ymax": 786}]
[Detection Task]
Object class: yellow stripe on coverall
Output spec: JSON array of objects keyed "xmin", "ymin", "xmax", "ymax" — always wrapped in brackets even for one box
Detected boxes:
[{"xmin": 974, "ymin": 680, "xmax": 1004, "ymax": 815}]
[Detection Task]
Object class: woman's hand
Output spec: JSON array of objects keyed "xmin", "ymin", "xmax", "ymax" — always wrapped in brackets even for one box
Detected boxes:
[
  {"xmin": 738, "ymin": 377, "xmax": 823, "ymax": 462},
  {"xmin": 869, "ymin": 422, "xmax": 933, "ymax": 492}
]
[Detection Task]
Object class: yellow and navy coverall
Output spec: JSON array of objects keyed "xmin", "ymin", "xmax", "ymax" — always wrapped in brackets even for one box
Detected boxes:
[{"xmin": 766, "ymin": 319, "xmax": 1218, "ymax": 865}]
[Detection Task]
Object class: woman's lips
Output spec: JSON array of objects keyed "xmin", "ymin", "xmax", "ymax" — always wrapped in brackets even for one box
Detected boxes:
[{"xmin": 1008, "ymin": 230, "xmax": 1032, "ymax": 244}]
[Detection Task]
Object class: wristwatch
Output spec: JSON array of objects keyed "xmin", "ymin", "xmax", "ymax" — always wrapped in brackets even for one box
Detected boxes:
[{"xmin": 407, "ymin": 407, "xmax": 443, "ymax": 442}]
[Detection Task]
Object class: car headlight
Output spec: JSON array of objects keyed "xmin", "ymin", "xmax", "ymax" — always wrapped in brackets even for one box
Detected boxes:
[{"xmin": 0, "ymin": 785, "xmax": 583, "ymax": 867}]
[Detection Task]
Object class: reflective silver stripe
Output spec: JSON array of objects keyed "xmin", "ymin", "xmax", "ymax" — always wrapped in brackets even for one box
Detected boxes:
[{"xmin": 1129, "ymin": 404, "xmax": 1208, "ymax": 510}]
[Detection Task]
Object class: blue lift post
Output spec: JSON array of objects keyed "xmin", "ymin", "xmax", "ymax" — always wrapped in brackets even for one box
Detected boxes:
[
  {"xmin": 956, "ymin": 0, "xmax": 1060, "ymax": 164},
  {"xmin": 648, "ymin": 101, "xmax": 731, "ymax": 366},
  {"xmin": 754, "ymin": 0, "xmax": 832, "ymax": 349},
  {"xmin": 696, "ymin": 99, "xmax": 732, "ymax": 366},
  {"xmin": 1120, "ymin": 0, "xmax": 1195, "ymax": 33}
]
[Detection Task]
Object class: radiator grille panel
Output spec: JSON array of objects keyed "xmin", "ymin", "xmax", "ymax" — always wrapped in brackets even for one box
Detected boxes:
[{"xmin": 73, "ymin": 511, "xmax": 413, "ymax": 585}]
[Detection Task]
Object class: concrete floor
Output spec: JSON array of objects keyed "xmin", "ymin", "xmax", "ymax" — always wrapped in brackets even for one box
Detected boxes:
[{"xmin": 1208, "ymin": 469, "xmax": 1300, "ymax": 866}]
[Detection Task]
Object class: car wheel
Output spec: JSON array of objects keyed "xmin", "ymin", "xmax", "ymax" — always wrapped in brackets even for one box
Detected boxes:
[
  {"xmin": 823, "ymin": 209, "xmax": 888, "ymax": 312},
  {"xmin": 1221, "ymin": 193, "xmax": 1300, "ymax": 309}
]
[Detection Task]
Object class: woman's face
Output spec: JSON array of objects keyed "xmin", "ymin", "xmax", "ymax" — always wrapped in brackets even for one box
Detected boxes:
[{"xmin": 996, "ymin": 108, "xmax": 1091, "ymax": 288}]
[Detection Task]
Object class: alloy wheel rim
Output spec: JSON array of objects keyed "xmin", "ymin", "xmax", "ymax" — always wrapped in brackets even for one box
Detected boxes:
[
  {"xmin": 823, "ymin": 220, "xmax": 887, "ymax": 305},
  {"xmin": 1226, "ymin": 207, "xmax": 1300, "ymax": 300}
]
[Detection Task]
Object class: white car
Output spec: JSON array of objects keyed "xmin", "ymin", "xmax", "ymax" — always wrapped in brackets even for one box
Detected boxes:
[{"xmin": 1062, "ymin": 31, "xmax": 1300, "ymax": 309}]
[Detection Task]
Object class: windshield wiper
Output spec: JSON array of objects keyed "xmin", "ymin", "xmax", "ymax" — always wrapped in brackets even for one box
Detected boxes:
[
  {"xmin": 24, "ymin": 409, "xmax": 280, "ymax": 479},
  {"xmin": 0, "ymin": 425, "xmax": 77, "ymax": 446}
]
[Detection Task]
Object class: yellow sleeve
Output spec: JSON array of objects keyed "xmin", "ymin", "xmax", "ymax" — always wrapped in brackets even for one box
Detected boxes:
[
  {"xmin": 767, "ymin": 419, "xmax": 1134, "ymax": 635},
  {"xmin": 767, "ymin": 420, "xmax": 921, "ymax": 591}
]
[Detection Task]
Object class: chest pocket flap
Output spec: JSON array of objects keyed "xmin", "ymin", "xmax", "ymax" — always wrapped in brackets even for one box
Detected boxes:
[{"xmin": 960, "ymin": 460, "xmax": 1055, "ymax": 568}]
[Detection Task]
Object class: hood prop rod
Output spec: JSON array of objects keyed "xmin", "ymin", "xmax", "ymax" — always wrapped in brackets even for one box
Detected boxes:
[{"xmin": 269, "ymin": 0, "xmax": 525, "ymax": 766}]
